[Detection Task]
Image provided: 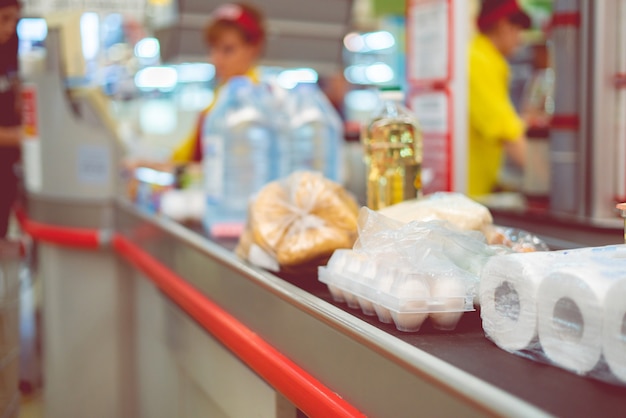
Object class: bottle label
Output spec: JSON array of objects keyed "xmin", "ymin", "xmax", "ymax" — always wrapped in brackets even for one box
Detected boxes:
[
  {"xmin": 226, "ymin": 107, "xmax": 262, "ymax": 127},
  {"xmin": 203, "ymin": 135, "xmax": 225, "ymax": 203}
]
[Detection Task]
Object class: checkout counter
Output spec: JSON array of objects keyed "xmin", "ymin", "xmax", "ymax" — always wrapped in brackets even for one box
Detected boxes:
[{"xmin": 16, "ymin": 7, "xmax": 626, "ymax": 418}]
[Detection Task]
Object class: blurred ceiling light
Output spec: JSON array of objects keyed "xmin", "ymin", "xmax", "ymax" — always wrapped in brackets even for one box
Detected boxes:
[
  {"xmin": 139, "ymin": 100, "xmax": 178, "ymax": 135},
  {"xmin": 363, "ymin": 31, "xmax": 395, "ymax": 51},
  {"xmin": 365, "ymin": 62, "xmax": 394, "ymax": 83},
  {"xmin": 344, "ymin": 64, "xmax": 368, "ymax": 85},
  {"xmin": 344, "ymin": 30, "xmax": 395, "ymax": 53},
  {"xmin": 80, "ymin": 13, "xmax": 100, "ymax": 60},
  {"xmin": 135, "ymin": 37, "xmax": 160, "ymax": 59},
  {"xmin": 176, "ymin": 63, "xmax": 216, "ymax": 83},
  {"xmin": 277, "ymin": 68, "xmax": 318, "ymax": 89},
  {"xmin": 343, "ymin": 32, "xmax": 365, "ymax": 53},
  {"xmin": 135, "ymin": 66, "xmax": 178, "ymax": 91},
  {"xmin": 17, "ymin": 18, "xmax": 47, "ymax": 42},
  {"xmin": 345, "ymin": 89, "xmax": 379, "ymax": 112}
]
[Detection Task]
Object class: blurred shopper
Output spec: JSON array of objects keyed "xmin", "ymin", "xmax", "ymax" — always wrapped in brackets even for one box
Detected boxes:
[
  {"xmin": 0, "ymin": 0, "xmax": 21, "ymax": 238},
  {"xmin": 171, "ymin": 2, "xmax": 266, "ymax": 163},
  {"xmin": 467, "ymin": 0, "xmax": 531, "ymax": 197}
]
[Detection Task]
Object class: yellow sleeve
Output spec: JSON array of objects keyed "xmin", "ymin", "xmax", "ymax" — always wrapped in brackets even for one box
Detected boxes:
[
  {"xmin": 469, "ymin": 56, "xmax": 525, "ymax": 144},
  {"xmin": 172, "ymin": 70, "xmax": 257, "ymax": 164},
  {"xmin": 171, "ymin": 127, "xmax": 197, "ymax": 164}
]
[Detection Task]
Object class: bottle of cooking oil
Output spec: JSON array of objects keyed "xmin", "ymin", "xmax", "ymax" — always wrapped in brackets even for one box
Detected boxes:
[{"xmin": 362, "ymin": 88, "xmax": 423, "ymax": 210}]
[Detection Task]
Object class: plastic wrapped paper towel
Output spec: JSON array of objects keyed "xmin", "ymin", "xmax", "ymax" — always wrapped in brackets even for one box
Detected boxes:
[
  {"xmin": 480, "ymin": 251, "xmax": 556, "ymax": 351},
  {"xmin": 480, "ymin": 244, "xmax": 626, "ymax": 384},
  {"xmin": 603, "ymin": 279, "xmax": 626, "ymax": 382},
  {"xmin": 536, "ymin": 265, "xmax": 614, "ymax": 374}
]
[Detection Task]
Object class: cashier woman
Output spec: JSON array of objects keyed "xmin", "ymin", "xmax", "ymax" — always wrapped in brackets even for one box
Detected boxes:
[
  {"xmin": 468, "ymin": 0, "xmax": 531, "ymax": 197},
  {"xmin": 170, "ymin": 2, "xmax": 265, "ymax": 164},
  {"xmin": 0, "ymin": 0, "xmax": 21, "ymax": 238}
]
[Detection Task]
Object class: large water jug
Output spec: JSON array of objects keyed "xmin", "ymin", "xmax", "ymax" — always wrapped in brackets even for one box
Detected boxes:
[
  {"xmin": 202, "ymin": 76, "xmax": 279, "ymax": 237},
  {"xmin": 286, "ymin": 83, "xmax": 344, "ymax": 182}
]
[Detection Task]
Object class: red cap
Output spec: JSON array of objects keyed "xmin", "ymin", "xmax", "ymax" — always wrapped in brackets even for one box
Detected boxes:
[
  {"xmin": 210, "ymin": 3, "xmax": 264, "ymax": 44},
  {"xmin": 477, "ymin": 0, "xmax": 532, "ymax": 32}
]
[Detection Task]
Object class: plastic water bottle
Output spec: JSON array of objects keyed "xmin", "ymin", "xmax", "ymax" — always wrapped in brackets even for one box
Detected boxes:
[
  {"xmin": 362, "ymin": 87, "xmax": 422, "ymax": 210},
  {"xmin": 202, "ymin": 76, "xmax": 279, "ymax": 237},
  {"xmin": 286, "ymin": 82, "xmax": 344, "ymax": 182}
]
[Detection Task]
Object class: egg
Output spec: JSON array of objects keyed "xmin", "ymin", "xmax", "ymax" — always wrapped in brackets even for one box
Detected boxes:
[
  {"xmin": 357, "ymin": 296, "xmax": 376, "ymax": 316},
  {"xmin": 429, "ymin": 277, "xmax": 467, "ymax": 331},
  {"xmin": 391, "ymin": 279, "xmax": 430, "ymax": 332},
  {"xmin": 328, "ymin": 284, "xmax": 345, "ymax": 303}
]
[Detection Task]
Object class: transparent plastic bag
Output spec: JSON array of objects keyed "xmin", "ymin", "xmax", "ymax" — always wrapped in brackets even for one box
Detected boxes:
[{"xmin": 236, "ymin": 171, "xmax": 359, "ymax": 271}]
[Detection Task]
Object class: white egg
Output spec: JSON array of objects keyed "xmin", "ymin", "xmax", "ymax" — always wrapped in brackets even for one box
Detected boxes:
[
  {"xmin": 343, "ymin": 290, "xmax": 360, "ymax": 309},
  {"xmin": 374, "ymin": 304, "xmax": 393, "ymax": 323},
  {"xmin": 429, "ymin": 277, "xmax": 467, "ymax": 331},
  {"xmin": 391, "ymin": 279, "xmax": 430, "ymax": 332},
  {"xmin": 328, "ymin": 284, "xmax": 345, "ymax": 303},
  {"xmin": 357, "ymin": 296, "xmax": 376, "ymax": 316}
]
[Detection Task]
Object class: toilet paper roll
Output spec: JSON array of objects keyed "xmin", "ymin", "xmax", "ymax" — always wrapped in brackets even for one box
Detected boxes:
[
  {"xmin": 602, "ymin": 279, "xmax": 626, "ymax": 382},
  {"xmin": 537, "ymin": 267, "xmax": 613, "ymax": 374},
  {"xmin": 479, "ymin": 252, "xmax": 555, "ymax": 351}
]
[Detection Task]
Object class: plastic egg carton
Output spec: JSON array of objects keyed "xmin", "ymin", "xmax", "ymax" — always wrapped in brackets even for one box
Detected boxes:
[{"xmin": 318, "ymin": 249, "xmax": 475, "ymax": 332}]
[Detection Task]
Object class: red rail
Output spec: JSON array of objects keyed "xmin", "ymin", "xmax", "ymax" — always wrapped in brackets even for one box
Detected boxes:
[
  {"xmin": 15, "ymin": 206, "xmax": 101, "ymax": 249},
  {"xmin": 17, "ymin": 208, "xmax": 366, "ymax": 418}
]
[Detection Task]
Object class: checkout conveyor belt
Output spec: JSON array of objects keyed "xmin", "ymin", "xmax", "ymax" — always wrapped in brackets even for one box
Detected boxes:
[{"xmin": 112, "ymin": 198, "xmax": 626, "ymax": 418}]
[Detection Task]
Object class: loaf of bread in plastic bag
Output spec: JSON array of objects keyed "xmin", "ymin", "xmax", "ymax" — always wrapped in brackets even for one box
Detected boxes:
[{"xmin": 237, "ymin": 171, "xmax": 359, "ymax": 269}]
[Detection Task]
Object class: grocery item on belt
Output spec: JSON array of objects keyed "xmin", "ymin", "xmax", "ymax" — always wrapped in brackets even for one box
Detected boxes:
[
  {"xmin": 320, "ymin": 208, "xmax": 502, "ymax": 333},
  {"xmin": 377, "ymin": 192, "xmax": 493, "ymax": 231},
  {"xmin": 479, "ymin": 245, "xmax": 626, "ymax": 386},
  {"xmin": 377, "ymin": 191, "xmax": 549, "ymax": 252},
  {"xmin": 236, "ymin": 171, "xmax": 359, "ymax": 272}
]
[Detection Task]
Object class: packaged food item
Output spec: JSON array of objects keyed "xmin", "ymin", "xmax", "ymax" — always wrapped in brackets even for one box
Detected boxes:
[
  {"xmin": 236, "ymin": 171, "xmax": 359, "ymax": 272},
  {"xmin": 362, "ymin": 88, "xmax": 423, "ymax": 210},
  {"xmin": 377, "ymin": 192, "xmax": 493, "ymax": 231},
  {"xmin": 377, "ymin": 192, "xmax": 549, "ymax": 253},
  {"xmin": 320, "ymin": 209, "xmax": 500, "ymax": 332}
]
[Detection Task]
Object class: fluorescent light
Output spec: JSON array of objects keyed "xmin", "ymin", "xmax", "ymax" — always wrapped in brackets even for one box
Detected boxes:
[
  {"xmin": 363, "ymin": 31, "xmax": 395, "ymax": 51},
  {"xmin": 344, "ymin": 64, "xmax": 369, "ymax": 85},
  {"xmin": 343, "ymin": 32, "xmax": 364, "ymax": 53},
  {"xmin": 80, "ymin": 13, "xmax": 100, "ymax": 61},
  {"xmin": 135, "ymin": 66, "xmax": 178, "ymax": 91},
  {"xmin": 365, "ymin": 63, "xmax": 394, "ymax": 83},
  {"xmin": 139, "ymin": 100, "xmax": 178, "ymax": 134},
  {"xmin": 17, "ymin": 18, "xmax": 47, "ymax": 42},
  {"xmin": 135, "ymin": 37, "xmax": 160, "ymax": 59},
  {"xmin": 344, "ymin": 30, "xmax": 395, "ymax": 53},
  {"xmin": 277, "ymin": 68, "xmax": 318, "ymax": 89},
  {"xmin": 176, "ymin": 63, "xmax": 216, "ymax": 83}
]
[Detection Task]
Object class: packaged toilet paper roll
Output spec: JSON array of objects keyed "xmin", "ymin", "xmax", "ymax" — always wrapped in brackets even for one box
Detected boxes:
[
  {"xmin": 602, "ymin": 278, "xmax": 626, "ymax": 382},
  {"xmin": 480, "ymin": 252, "xmax": 555, "ymax": 351},
  {"xmin": 537, "ymin": 266, "xmax": 613, "ymax": 374}
]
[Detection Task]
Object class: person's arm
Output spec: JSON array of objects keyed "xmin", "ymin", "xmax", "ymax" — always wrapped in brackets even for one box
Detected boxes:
[
  {"xmin": 0, "ymin": 126, "xmax": 21, "ymax": 146},
  {"xmin": 504, "ymin": 135, "xmax": 527, "ymax": 168}
]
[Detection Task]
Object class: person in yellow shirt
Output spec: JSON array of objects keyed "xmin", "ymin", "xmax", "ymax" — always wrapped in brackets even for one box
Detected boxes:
[
  {"xmin": 468, "ymin": 0, "xmax": 531, "ymax": 197},
  {"xmin": 171, "ymin": 2, "xmax": 266, "ymax": 164}
]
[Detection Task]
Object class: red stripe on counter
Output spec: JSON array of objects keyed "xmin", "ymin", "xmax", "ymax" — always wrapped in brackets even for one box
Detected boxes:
[
  {"xmin": 14, "ymin": 206, "xmax": 101, "ymax": 249},
  {"xmin": 550, "ymin": 114, "xmax": 580, "ymax": 131},
  {"xmin": 615, "ymin": 74, "xmax": 626, "ymax": 88},
  {"xmin": 18, "ymin": 206, "xmax": 366, "ymax": 417},
  {"xmin": 551, "ymin": 12, "xmax": 580, "ymax": 27},
  {"xmin": 113, "ymin": 234, "xmax": 367, "ymax": 418}
]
